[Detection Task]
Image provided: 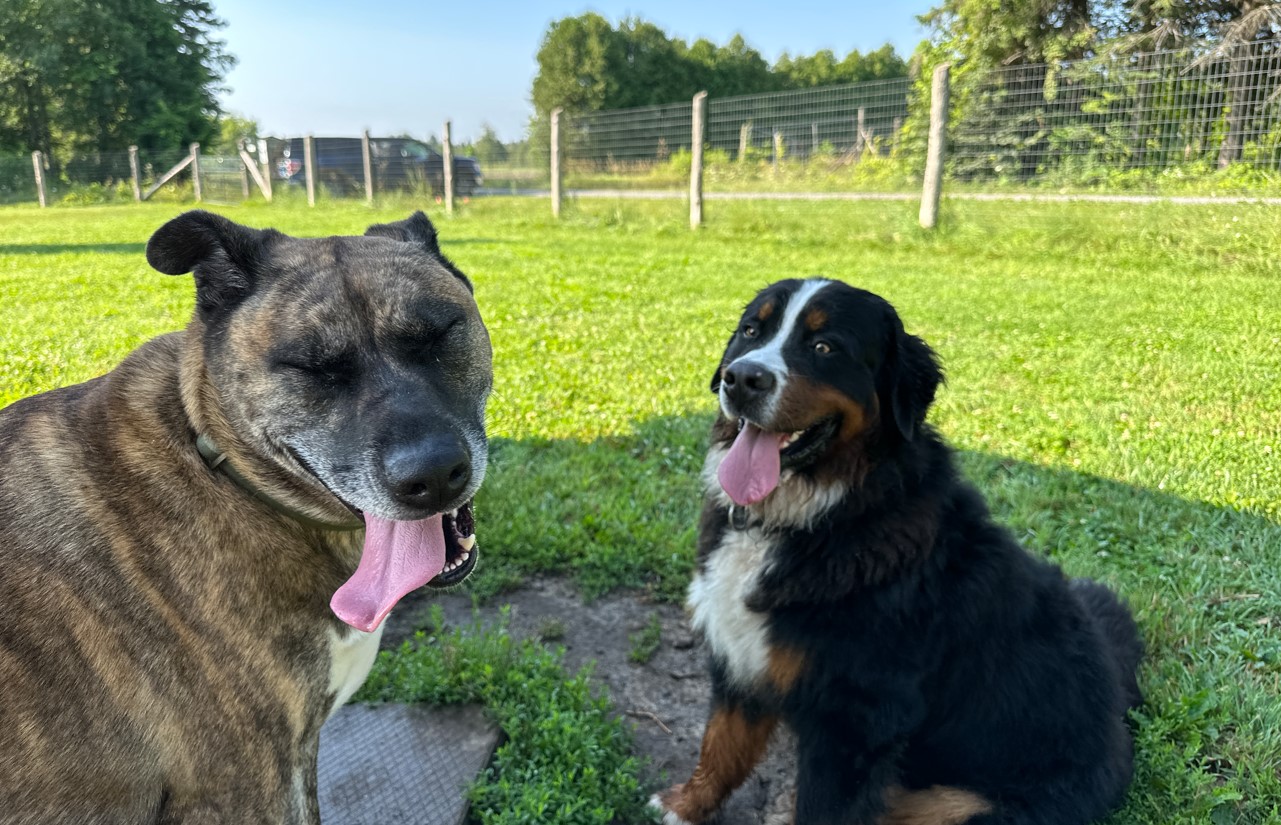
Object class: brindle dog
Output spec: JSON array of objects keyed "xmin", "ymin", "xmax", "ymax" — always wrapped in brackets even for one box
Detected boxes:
[{"xmin": 0, "ymin": 210, "xmax": 492, "ymax": 823}]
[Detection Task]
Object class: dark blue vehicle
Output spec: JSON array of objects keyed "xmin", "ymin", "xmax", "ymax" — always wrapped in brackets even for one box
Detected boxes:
[{"xmin": 278, "ymin": 137, "xmax": 482, "ymax": 196}]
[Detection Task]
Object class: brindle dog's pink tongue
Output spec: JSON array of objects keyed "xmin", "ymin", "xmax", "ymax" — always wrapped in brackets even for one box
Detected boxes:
[
  {"xmin": 330, "ymin": 514, "xmax": 446, "ymax": 632},
  {"xmin": 718, "ymin": 422, "xmax": 788, "ymax": 506}
]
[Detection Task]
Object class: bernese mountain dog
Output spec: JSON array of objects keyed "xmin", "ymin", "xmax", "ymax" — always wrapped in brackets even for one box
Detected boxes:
[{"xmin": 652, "ymin": 279, "xmax": 1143, "ymax": 825}]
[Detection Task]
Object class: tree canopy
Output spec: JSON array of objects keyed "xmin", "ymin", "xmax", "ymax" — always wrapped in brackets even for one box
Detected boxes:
[
  {"xmin": 530, "ymin": 14, "xmax": 908, "ymax": 117},
  {"xmin": 0, "ymin": 0, "xmax": 233, "ymax": 158}
]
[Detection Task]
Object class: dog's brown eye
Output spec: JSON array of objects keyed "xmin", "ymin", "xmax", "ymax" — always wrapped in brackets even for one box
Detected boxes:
[
  {"xmin": 742, "ymin": 324, "xmax": 758, "ymax": 338},
  {"xmin": 814, "ymin": 341, "xmax": 831, "ymax": 354}
]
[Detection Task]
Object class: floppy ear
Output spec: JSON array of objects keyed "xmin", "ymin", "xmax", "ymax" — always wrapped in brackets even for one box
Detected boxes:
[
  {"xmin": 364, "ymin": 211, "xmax": 472, "ymax": 292},
  {"xmin": 885, "ymin": 317, "xmax": 943, "ymax": 442},
  {"xmin": 364, "ymin": 211, "xmax": 442, "ymax": 254},
  {"xmin": 146, "ymin": 210, "xmax": 278, "ymax": 319}
]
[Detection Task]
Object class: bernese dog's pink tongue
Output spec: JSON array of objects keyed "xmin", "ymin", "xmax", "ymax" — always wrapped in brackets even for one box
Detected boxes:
[
  {"xmin": 717, "ymin": 422, "xmax": 788, "ymax": 506},
  {"xmin": 330, "ymin": 514, "xmax": 446, "ymax": 632}
]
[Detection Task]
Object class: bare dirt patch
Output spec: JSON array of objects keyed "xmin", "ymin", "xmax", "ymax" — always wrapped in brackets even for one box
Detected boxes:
[{"xmin": 385, "ymin": 576, "xmax": 797, "ymax": 824}]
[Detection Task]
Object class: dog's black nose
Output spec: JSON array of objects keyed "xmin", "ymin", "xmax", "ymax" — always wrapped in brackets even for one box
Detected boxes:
[
  {"xmin": 722, "ymin": 361, "xmax": 777, "ymax": 408},
  {"xmin": 381, "ymin": 435, "xmax": 471, "ymax": 512}
]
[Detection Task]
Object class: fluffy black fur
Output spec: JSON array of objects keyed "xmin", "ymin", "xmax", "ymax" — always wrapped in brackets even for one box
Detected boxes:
[{"xmin": 695, "ymin": 280, "xmax": 1143, "ymax": 825}]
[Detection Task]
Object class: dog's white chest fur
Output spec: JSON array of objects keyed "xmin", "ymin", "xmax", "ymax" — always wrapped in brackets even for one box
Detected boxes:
[
  {"xmin": 326, "ymin": 623, "xmax": 384, "ymax": 717},
  {"xmin": 688, "ymin": 527, "xmax": 774, "ymax": 690}
]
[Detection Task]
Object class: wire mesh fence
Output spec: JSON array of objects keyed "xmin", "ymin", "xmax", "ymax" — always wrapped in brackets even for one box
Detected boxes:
[
  {"xmin": 562, "ymin": 101, "xmax": 694, "ymax": 190},
  {"xmin": 2, "ymin": 36, "xmax": 1278, "ymax": 209},
  {"xmin": 558, "ymin": 36, "xmax": 1281, "ymax": 198},
  {"xmin": 949, "ymin": 38, "xmax": 1281, "ymax": 192}
]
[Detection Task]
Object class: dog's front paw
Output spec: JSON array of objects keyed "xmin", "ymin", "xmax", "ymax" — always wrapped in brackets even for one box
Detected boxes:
[{"xmin": 648, "ymin": 786, "xmax": 698, "ymax": 825}]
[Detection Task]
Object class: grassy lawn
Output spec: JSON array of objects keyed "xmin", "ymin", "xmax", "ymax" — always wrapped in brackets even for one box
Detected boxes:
[{"xmin": 1, "ymin": 196, "xmax": 1279, "ymax": 823}]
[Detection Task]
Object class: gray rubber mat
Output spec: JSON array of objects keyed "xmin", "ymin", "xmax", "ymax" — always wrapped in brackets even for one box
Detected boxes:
[{"xmin": 318, "ymin": 704, "xmax": 500, "ymax": 825}]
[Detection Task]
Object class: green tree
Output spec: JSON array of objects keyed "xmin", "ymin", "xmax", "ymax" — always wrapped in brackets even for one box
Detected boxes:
[
  {"xmin": 776, "ymin": 44, "xmax": 908, "ymax": 88},
  {"xmin": 531, "ymin": 13, "xmax": 624, "ymax": 119},
  {"xmin": 530, "ymin": 13, "xmax": 908, "ymax": 117},
  {"xmin": 612, "ymin": 18, "xmax": 696, "ymax": 108},
  {"xmin": 920, "ymin": 0, "xmax": 1097, "ymax": 66},
  {"xmin": 0, "ymin": 0, "xmax": 232, "ymax": 159},
  {"xmin": 469, "ymin": 124, "xmax": 509, "ymax": 165},
  {"xmin": 216, "ymin": 113, "xmax": 259, "ymax": 151},
  {"xmin": 691, "ymin": 34, "xmax": 776, "ymax": 97}
]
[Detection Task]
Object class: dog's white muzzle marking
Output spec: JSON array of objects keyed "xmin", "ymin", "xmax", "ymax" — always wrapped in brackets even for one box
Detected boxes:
[{"xmin": 719, "ymin": 279, "xmax": 831, "ymax": 425}]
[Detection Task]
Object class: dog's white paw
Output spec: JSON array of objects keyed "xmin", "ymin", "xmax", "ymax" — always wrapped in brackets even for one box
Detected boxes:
[{"xmin": 647, "ymin": 793, "xmax": 694, "ymax": 825}]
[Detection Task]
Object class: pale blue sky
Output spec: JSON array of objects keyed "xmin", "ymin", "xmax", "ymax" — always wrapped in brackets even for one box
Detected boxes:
[{"xmin": 213, "ymin": 1, "xmax": 935, "ymax": 142}]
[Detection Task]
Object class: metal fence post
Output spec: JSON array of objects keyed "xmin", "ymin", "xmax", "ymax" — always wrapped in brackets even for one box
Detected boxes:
[
  {"xmin": 919, "ymin": 64, "xmax": 951, "ymax": 230},
  {"xmin": 304, "ymin": 135, "xmax": 316, "ymax": 207},
  {"xmin": 31, "ymin": 151, "xmax": 46, "ymax": 207},
  {"xmin": 128, "ymin": 146, "xmax": 142, "ymax": 201},
  {"xmin": 442, "ymin": 120, "xmax": 454, "ymax": 214},
  {"xmin": 257, "ymin": 138, "xmax": 273, "ymax": 201},
  {"xmin": 690, "ymin": 91, "xmax": 707, "ymax": 229},
  {"xmin": 189, "ymin": 143, "xmax": 201, "ymax": 202},
  {"xmin": 361, "ymin": 130, "xmax": 374, "ymax": 205},
  {"xmin": 550, "ymin": 107, "xmax": 562, "ymax": 219}
]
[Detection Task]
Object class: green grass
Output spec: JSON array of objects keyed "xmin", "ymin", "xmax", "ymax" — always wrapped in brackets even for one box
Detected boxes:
[
  {"xmin": 2, "ymin": 196, "xmax": 1280, "ymax": 823},
  {"xmin": 357, "ymin": 606, "xmax": 645, "ymax": 825},
  {"xmin": 564, "ymin": 154, "xmax": 1281, "ymax": 196},
  {"xmin": 627, "ymin": 613, "xmax": 664, "ymax": 665}
]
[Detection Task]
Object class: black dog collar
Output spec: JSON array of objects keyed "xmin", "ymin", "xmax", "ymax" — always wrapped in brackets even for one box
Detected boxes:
[{"xmin": 195, "ymin": 434, "xmax": 363, "ymax": 532}]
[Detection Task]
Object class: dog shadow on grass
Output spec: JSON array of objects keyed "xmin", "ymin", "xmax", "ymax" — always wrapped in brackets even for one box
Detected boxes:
[
  {"xmin": 465, "ymin": 411, "xmax": 1281, "ymax": 823},
  {"xmin": 0, "ymin": 242, "xmax": 148, "ymax": 256}
]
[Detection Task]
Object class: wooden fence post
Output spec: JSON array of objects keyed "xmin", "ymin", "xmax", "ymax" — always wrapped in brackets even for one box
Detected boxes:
[
  {"xmin": 812, "ymin": 122, "xmax": 819, "ymax": 154},
  {"xmin": 855, "ymin": 108, "xmax": 867, "ymax": 157},
  {"xmin": 361, "ymin": 130, "xmax": 374, "ymax": 205},
  {"xmin": 128, "ymin": 146, "xmax": 142, "ymax": 201},
  {"xmin": 257, "ymin": 138, "xmax": 273, "ymax": 201},
  {"xmin": 238, "ymin": 143, "xmax": 272, "ymax": 201},
  {"xmin": 304, "ymin": 135, "xmax": 316, "ymax": 207},
  {"xmin": 690, "ymin": 91, "xmax": 708, "ymax": 229},
  {"xmin": 550, "ymin": 107, "xmax": 562, "ymax": 219},
  {"xmin": 31, "ymin": 151, "xmax": 46, "ymax": 207},
  {"xmin": 919, "ymin": 64, "xmax": 950, "ymax": 230},
  {"xmin": 442, "ymin": 120, "xmax": 454, "ymax": 214},
  {"xmin": 189, "ymin": 143, "xmax": 201, "ymax": 202},
  {"xmin": 773, "ymin": 130, "xmax": 783, "ymax": 170},
  {"xmin": 738, "ymin": 121, "xmax": 752, "ymax": 161}
]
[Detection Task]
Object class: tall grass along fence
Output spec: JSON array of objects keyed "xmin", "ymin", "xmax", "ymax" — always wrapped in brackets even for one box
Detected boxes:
[{"xmin": 4, "ymin": 36, "xmax": 1279, "ymax": 224}]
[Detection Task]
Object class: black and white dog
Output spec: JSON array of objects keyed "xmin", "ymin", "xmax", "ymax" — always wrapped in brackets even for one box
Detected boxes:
[{"xmin": 653, "ymin": 278, "xmax": 1143, "ymax": 825}]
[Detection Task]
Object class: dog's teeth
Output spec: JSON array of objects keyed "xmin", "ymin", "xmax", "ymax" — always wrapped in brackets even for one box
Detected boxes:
[
  {"xmin": 737, "ymin": 418, "xmax": 745, "ymax": 431},
  {"xmin": 449, "ymin": 508, "xmax": 458, "ymax": 518},
  {"xmin": 458, "ymin": 534, "xmax": 475, "ymax": 551}
]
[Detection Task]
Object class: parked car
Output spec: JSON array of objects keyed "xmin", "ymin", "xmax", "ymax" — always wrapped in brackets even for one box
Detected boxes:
[{"xmin": 277, "ymin": 137, "xmax": 482, "ymax": 196}]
